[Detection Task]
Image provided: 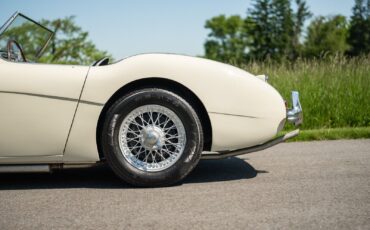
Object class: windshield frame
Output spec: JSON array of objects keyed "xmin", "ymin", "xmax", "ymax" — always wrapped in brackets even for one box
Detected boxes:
[{"xmin": 0, "ymin": 12, "xmax": 54, "ymax": 60}]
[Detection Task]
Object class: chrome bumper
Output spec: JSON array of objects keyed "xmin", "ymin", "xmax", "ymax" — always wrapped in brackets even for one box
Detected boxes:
[
  {"xmin": 287, "ymin": 91, "xmax": 303, "ymax": 126},
  {"xmin": 201, "ymin": 129, "xmax": 300, "ymax": 160}
]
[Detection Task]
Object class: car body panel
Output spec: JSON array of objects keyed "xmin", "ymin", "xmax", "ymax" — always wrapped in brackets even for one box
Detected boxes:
[
  {"xmin": 0, "ymin": 53, "xmax": 287, "ymax": 163},
  {"xmin": 63, "ymin": 103, "xmax": 103, "ymax": 163},
  {"xmin": 0, "ymin": 59, "xmax": 88, "ymax": 158},
  {"xmin": 83, "ymin": 54, "xmax": 286, "ymax": 150},
  {"xmin": 62, "ymin": 54, "xmax": 286, "ymax": 163}
]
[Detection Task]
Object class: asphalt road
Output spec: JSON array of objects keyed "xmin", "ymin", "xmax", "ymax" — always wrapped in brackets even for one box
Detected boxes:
[{"xmin": 0, "ymin": 139, "xmax": 369, "ymax": 229}]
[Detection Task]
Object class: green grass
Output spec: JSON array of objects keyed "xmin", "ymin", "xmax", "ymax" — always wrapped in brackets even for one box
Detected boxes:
[
  {"xmin": 239, "ymin": 55, "xmax": 370, "ymax": 141},
  {"xmin": 240, "ymin": 55, "xmax": 370, "ymax": 131},
  {"xmin": 282, "ymin": 127, "xmax": 370, "ymax": 142}
]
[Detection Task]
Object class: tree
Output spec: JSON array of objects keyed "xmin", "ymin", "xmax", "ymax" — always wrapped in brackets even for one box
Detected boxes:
[
  {"xmin": 292, "ymin": 0, "xmax": 312, "ymax": 56},
  {"xmin": 270, "ymin": 0, "xmax": 295, "ymax": 58},
  {"xmin": 304, "ymin": 15, "xmax": 349, "ymax": 57},
  {"xmin": 39, "ymin": 16, "xmax": 111, "ymax": 65},
  {"xmin": 347, "ymin": 0, "xmax": 370, "ymax": 56},
  {"xmin": 247, "ymin": 0, "xmax": 311, "ymax": 60},
  {"xmin": 204, "ymin": 15, "xmax": 248, "ymax": 64},
  {"xmin": 246, "ymin": 0, "xmax": 274, "ymax": 59},
  {"xmin": 204, "ymin": 0, "xmax": 311, "ymax": 62}
]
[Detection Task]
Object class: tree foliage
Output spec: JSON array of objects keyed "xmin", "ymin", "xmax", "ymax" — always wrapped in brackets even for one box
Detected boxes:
[
  {"xmin": 39, "ymin": 16, "xmax": 110, "ymax": 65},
  {"xmin": 292, "ymin": 0, "xmax": 312, "ymax": 55},
  {"xmin": 205, "ymin": 0, "xmax": 311, "ymax": 62},
  {"xmin": 246, "ymin": 0, "xmax": 311, "ymax": 59},
  {"xmin": 304, "ymin": 15, "xmax": 349, "ymax": 57},
  {"xmin": 204, "ymin": 0, "xmax": 370, "ymax": 63},
  {"xmin": 0, "ymin": 15, "xmax": 110, "ymax": 65},
  {"xmin": 347, "ymin": 0, "xmax": 370, "ymax": 56},
  {"xmin": 246, "ymin": 0, "xmax": 274, "ymax": 59},
  {"xmin": 204, "ymin": 15, "xmax": 248, "ymax": 64}
]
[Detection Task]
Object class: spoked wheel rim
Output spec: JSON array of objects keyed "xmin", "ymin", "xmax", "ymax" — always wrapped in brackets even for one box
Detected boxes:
[{"xmin": 118, "ymin": 105, "xmax": 187, "ymax": 172}]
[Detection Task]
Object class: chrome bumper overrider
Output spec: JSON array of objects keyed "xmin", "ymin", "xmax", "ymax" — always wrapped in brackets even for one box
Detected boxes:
[{"xmin": 287, "ymin": 91, "xmax": 303, "ymax": 126}]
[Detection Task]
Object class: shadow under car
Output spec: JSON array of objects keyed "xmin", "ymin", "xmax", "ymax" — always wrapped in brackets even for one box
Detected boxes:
[{"xmin": 0, "ymin": 157, "xmax": 266, "ymax": 190}]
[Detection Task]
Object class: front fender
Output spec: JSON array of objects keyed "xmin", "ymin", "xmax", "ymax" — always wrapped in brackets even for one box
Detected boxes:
[
  {"xmin": 67, "ymin": 54, "xmax": 286, "ymax": 158},
  {"xmin": 84, "ymin": 54, "xmax": 285, "ymax": 118}
]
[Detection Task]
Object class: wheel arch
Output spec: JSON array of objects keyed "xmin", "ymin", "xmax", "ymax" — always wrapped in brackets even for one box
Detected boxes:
[{"xmin": 96, "ymin": 77, "xmax": 212, "ymax": 160}]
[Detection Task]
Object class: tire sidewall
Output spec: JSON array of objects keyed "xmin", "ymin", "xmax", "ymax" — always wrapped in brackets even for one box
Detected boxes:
[{"xmin": 102, "ymin": 89, "xmax": 203, "ymax": 186}]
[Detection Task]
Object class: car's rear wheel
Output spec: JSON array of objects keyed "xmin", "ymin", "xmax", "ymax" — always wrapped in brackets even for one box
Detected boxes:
[{"xmin": 101, "ymin": 88, "xmax": 203, "ymax": 187}]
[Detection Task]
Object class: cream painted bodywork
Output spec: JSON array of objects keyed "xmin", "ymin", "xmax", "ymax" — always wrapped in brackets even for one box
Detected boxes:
[
  {"xmin": 65, "ymin": 54, "xmax": 286, "ymax": 162},
  {"xmin": 0, "ymin": 58, "xmax": 88, "ymax": 161},
  {"xmin": 0, "ymin": 54, "xmax": 286, "ymax": 164}
]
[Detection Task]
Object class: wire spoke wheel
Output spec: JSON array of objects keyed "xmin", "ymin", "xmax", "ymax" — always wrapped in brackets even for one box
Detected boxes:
[
  {"xmin": 102, "ymin": 89, "xmax": 203, "ymax": 186},
  {"xmin": 118, "ymin": 105, "xmax": 186, "ymax": 172}
]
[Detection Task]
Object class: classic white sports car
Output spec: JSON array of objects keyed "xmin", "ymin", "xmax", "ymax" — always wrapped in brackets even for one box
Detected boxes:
[{"xmin": 0, "ymin": 13, "xmax": 302, "ymax": 186}]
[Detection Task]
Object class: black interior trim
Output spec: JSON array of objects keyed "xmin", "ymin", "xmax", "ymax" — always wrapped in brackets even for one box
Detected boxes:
[{"xmin": 92, "ymin": 57, "xmax": 110, "ymax": 66}]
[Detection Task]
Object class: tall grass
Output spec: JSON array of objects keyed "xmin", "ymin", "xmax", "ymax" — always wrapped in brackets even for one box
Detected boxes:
[{"xmin": 240, "ymin": 55, "xmax": 370, "ymax": 130}]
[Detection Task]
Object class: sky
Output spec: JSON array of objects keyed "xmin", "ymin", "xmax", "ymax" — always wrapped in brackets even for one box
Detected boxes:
[{"xmin": 0, "ymin": 0, "xmax": 354, "ymax": 59}]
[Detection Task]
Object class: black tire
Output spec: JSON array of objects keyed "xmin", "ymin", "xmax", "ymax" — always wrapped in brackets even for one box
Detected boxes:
[{"xmin": 101, "ymin": 88, "xmax": 204, "ymax": 187}]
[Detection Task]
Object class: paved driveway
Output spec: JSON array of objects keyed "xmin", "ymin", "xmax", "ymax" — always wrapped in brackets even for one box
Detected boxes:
[{"xmin": 1, "ymin": 140, "xmax": 369, "ymax": 229}]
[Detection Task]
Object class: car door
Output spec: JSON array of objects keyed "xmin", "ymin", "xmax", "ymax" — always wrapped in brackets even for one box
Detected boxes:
[{"xmin": 0, "ymin": 58, "xmax": 88, "ymax": 157}]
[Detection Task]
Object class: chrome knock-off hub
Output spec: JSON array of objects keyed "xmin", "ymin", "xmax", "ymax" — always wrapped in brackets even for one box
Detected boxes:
[{"xmin": 141, "ymin": 126, "xmax": 165, "ymax": 150}]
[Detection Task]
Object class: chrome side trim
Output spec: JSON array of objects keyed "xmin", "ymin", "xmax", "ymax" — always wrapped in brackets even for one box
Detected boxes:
[
  {"xmin": 0, "ymin": 165, "xmax": 50, "ymax": 173},
  {"xmin": 208, "ymin": 112, "xmax": 258, "ymax": 119},
  {"xmin": 0, "ymin": 164, "xmax": 97, "ymax": 173},
  {"xmin": 0, "ymin": 91, "xmax": 104, "ymax": 106},
  {"xmin": 79, "ymin": 100, "xmax": 105, "ymax": 106},
  {"xmin": 201, "ymin": 129, "xmax": 300, "ymax": 160}
]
